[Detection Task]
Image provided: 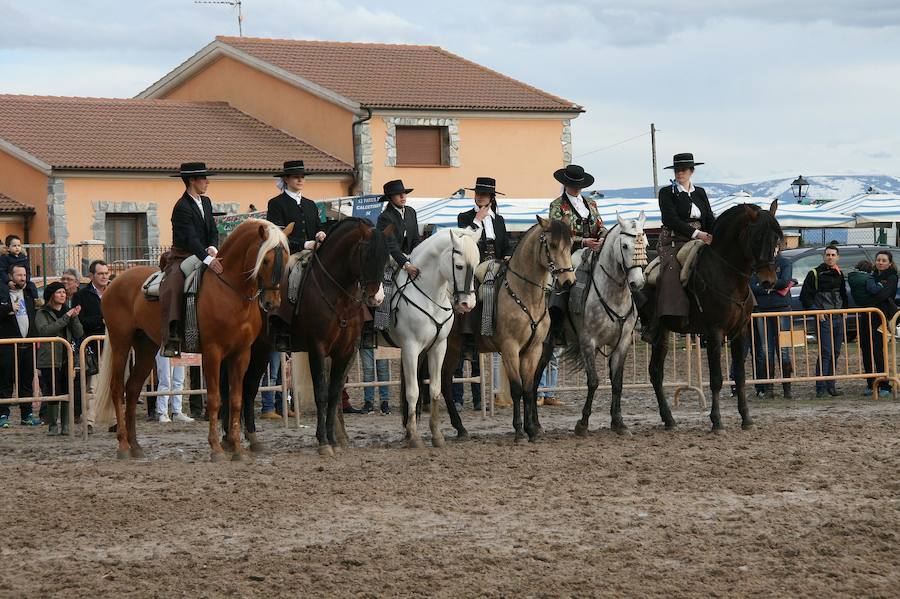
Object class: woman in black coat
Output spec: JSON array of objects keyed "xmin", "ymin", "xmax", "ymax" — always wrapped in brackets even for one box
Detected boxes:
[
  {"xmin": 456, "ymin": 177, "xmax": 511, "ymax": 262},
  {"xmin": 861, "ymin": 250, "xmax": 898, "ymax": 396}
]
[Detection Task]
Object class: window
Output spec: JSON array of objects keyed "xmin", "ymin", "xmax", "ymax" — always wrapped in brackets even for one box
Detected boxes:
[
  {"xmin": 395, "ymin": 126, "xmax": 450, "ymax": 166},
  {"xmin": 105, "ymin": 213, "xmax": 148, "ymax": 262}
]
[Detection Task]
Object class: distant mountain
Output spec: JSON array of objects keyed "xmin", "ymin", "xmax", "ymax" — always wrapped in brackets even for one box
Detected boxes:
[{"xmin": 602, "ymin": 175, "xmax": 900, "ymax": 203}]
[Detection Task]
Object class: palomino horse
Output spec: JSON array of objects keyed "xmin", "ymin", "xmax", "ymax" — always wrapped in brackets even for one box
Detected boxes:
[
  {"xmin": 556, "ymin": 213, "xmax": 648, "ymax": 436},
  {"xmin": 289, "ymin": 217, "xmax": 391, "ymax": 456},
  {"xmin": 642, "ymin": 201, "xmax": 783, "ymax": 431},
  {"xmin": 377, "ymin": 228, "xmax": 480, "ymax": 448},
  {"xmin": 93, "ymin": 219, "xmax": 290, "ymax": 460},
  {"xmin": 438, "ymin": 216, "xmax": 576, "ymax": 442}
]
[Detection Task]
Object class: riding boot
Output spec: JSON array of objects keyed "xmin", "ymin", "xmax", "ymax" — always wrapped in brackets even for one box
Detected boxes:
[
  {"xmin": 268, "ymin": 316, "xmax": 292, "ymax": 353},
  {"xmin": 161, "ymin": 323, "xmax": 181, "ymax": 358}
]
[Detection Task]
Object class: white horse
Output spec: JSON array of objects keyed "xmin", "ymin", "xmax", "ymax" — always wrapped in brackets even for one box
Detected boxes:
[
  {"xmin": 560, "ymin": 213, "xmax": 647, "ymax": 436},
  {"xmin": 380, "ymin": 227, "xmax": 480, "ymax": 448}
]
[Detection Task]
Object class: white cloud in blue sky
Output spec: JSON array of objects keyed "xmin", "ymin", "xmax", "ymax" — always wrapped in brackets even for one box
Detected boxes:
[{"xmin": 1, "ymin": 0, "xmax": 898, "ymax": 188}]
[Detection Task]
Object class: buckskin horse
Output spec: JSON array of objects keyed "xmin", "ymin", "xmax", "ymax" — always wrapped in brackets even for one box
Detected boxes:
[
  {"xmin": 642, "ymin": 201, "xmax": 783, "ymax": 432},
  {"xmin": 436, "ymin": 216, "xmax": 576, "ymax": 442},
  {"xmin": 93, "ymin": 219, "xmax": 290, "ymax": 460}
]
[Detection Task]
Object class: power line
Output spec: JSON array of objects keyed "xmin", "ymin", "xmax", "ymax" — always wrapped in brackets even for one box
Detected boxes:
[{"xmin": 574, "ymin": 130, "xmax": 652, "ymax": 159}]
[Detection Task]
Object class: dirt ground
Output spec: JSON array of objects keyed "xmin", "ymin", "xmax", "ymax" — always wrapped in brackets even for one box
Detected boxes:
[{"xmin": 0, "ymin": 387, "xmax": 898, "ymax": 598}]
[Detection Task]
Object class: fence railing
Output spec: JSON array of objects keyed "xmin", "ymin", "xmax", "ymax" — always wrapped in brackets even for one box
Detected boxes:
[
  {"xmin": 24, "ymin": 244, "xmax": 171, "ymax": 281},
  {"xmin": 0, "ymin": 337, "xmax": 75, "ymax": 433}
]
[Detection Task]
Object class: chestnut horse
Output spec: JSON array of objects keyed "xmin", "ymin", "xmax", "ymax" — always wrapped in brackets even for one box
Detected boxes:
[
  {"xmin": 289, "ymin": 217, "xmax": 392, "ymax": 456},
  {"xmin": 93, "ymin": 219, "xmax": 290, "ymax": 460}
]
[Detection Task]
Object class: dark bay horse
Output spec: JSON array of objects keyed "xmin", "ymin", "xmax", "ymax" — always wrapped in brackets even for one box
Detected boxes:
[
  {"xmin": 93, "ymin": 219, "xmax": 290, "ymax": 460},
  {"xmin": 289, "ymin": 217, "xmax": 392, "ymax": 456},
  {"xmin": 643, "ymin": 201, "xmax": 783, "ymax": 431}
]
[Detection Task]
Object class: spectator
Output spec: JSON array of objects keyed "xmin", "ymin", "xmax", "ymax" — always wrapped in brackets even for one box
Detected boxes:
[
  {"xmin": 537, "ymin": 348, "xmax": 562, "ymax": 406},
  {"xmin": 852, "ymin": 252, "xmax": 898, "ymax": 397},
  {"xmin": 0, "ymin": 264, "xmax": 41, "ymax": 428},
  {"xmin": 799, "ymin": 245, "xmax": 848, "ymax": 397},
  {"xmin": 750, "ymin": 243, "xmax": 794, "ymax": 399},
  {"xmin": 452, "ymin": 356, "xmax": 482, "ymax": 412},
  {"xmin": 35, "ymin": 282, "xmax": 83, "ymax": 435},
  {"xmin": 359, "ymin": 347, "xmax": 390, "ymax": 414},
  {"xmin": 74, "ymin": 259, "xmax": 109, "ymax": 429},
  {"xmin": 60, "ymin": 268, "xmax": 80, "ymax": 309},
  {"xmin": 0, "ymin": 235, "xmax": 38, "ymax": 301},
  {"xmin": 260, "ymin": 352, "xmax": 295, "ymax": 419},
  {"xmin": 155, "ymin": 351, "xmax": 193, "ymax": 422}
]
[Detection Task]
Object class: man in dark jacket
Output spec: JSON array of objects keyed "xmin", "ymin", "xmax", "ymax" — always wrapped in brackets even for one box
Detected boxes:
[
  {"xmin": 160, "ymin": 162, "xmax": 221, "ymax": 357},
  {"xmin": 0, "ymin": 264, "xmax": 40, "ymax": 427},
  {"xmin": 376, "ymin": 179, "xmax": 420, "ymax": 278},
  {"xmin": 799, "ymin": 245, "xmax": 848, "ymax": 397},
  {"xmin": 750, "ymin": 247, "xmax": 794, "ymax": 398},
  {"xmin": 72, "ymin": 259, "xmax": 109, "ymax": 429}
]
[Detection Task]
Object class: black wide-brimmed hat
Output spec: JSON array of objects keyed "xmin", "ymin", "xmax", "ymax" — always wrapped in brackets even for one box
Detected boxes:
[
  {"xmin": 170, "ymin": 162, "xmax": 216, "ymax": 177},
  {"xmin": 380, "ymin": 179, "xmax": 413, "ymax": 202},
  {"xmin": 274, "ymin": 160, "xmax": 306, "ymax": 177},
  {"xmin": 554, "ymin": 164, "xmax": 595, "ymax": 189},
  {"xmin": 465, "ymin": 176, "xmax": 505, "ymax": 196},
  {"xmin": 664, "ymin": 153, "xmax": 705, "ymax": 170}
]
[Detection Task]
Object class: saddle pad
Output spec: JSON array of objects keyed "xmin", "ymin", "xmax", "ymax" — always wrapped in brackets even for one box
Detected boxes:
[
  {"xmin": 645, "ymin": 257, "xmax": 661, "ymax": 287},
  {"xmin": 287, "ymin": 249, "xmax": 312, "ymax": 305},
  {"xmin": 142, "ymin": 269, "xmax": 202, "ymax": 301},
  {"xmin": 643, "ymin": 239, "xmax": 705, "ymax": 288},
  {"xmin": 475, "ymin": 259, "xmax": 502, "ymax": 285}
]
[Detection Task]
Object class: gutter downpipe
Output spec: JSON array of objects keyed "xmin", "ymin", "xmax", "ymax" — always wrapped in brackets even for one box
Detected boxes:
[{"xmin": 350, "ymin": 107, "xmax": 373, "ymax": 198}]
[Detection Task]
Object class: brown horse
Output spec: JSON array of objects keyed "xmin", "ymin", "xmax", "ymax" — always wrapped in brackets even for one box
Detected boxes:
[
  {"xmin": 289, "ymin": 217, "xmax": 392, "ymax": 456},
  {"xmin": 93, "ymin": 219, "xmax": 290, "ymax": 460}
]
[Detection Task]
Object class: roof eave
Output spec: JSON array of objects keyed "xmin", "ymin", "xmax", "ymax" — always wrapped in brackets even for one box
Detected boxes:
[
  {"xmin": 136, "ymin": 40, "xmax": 363, "ymax": 115},
  {"xmin": 0, "ymin": 138, "xmax": 52, "ymax": 175}
]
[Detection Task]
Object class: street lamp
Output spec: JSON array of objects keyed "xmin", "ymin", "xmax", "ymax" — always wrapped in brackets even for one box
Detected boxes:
[{"xmin": 790, "ymin": 175, "xmax": 810, "ymax": 202}]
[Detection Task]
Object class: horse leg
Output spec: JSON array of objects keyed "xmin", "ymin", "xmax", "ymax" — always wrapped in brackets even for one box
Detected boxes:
[
  {"xmin": 649, "ymin": 331, "xmax": 677, "ymax": 429},
  {"xmin": 123, "ymin": 339, "xmax": 157, "ymax": 459},
  {"xmin": 427, "ymin": 343, "xmax": 447, "ymax": 448},
  {"xmin": 574, "ymin": 341, "xmax": 598, "ymax": 437},
  {"xmin": 441, "ymin": 333, "xmax": 468, "ymax": 439},
  {"xmin": 730, "ymin": 333, "xmax": 753, "ymax": 429},
  {"xmin": 401, "ymin": 346, "xmax": 424, "ymax": 449},
  {"xmin": 501, "ymin": 350, "xmax": 525, "ymax": 442},
  {"xmin": 328, "ymin": 357, "xmax": 351, "ymax": 449},
  {"xmin": 307, "ymin": 351, "xmax": 332, "ymax": 457},
  {"xmin": 242, "ymin": 339, "xmax": 270, "ymax": 452},
  {"xmin": 202, "ymin": 351, "xmax": 228, "ymax": 461},
  {"xmin": 226, "ymin": 350, "xmax": 251, "ymax": 461},
  {"xmin": 520, "ymin": 350, "xmax": 542, "ymax": 443},
  {"xmin": 706, "ymin": 330, "xmax": 725, "ymax": 432},
  {"xmin": 219, "ymin": 363, "xmax": 234, "ymax": 452},
  {"xmin": 530, "ymin": 337, "xmax": 554, "ymax": 437},
  {"xmin": 609, "ymin": 343, "xmax": 628, "ymax": 434},
  {"xmin": 109, "ymin": 346, "xmax": 132, "ymax": 459}
]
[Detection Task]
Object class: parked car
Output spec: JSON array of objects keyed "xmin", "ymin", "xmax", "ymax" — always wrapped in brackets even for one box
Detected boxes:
[{"xmin": 779, "ymin": 244, "xmax": 900, "ymax": 340}]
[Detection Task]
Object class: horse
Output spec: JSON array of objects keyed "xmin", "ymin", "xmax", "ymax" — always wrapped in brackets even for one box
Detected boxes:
[
  {"xmin": 289, "ymin": 217, "xmax": 391, "ymax": 456},
  {"xmin": 92, "ymin": 219, "xmax": 290, "ymax": 460},
  {"xmin": 374, "ymin": 227, "xmax": 480, "ymax": 449},
  {"xmin": 436, "ymin": 216, "xmax": 576, "ymax": 442},
  {"xmin": 643, "ymin": 201, "xmax": 783, "ymax": 432},
  {"xmin": 553, "ymin": 213, "xmax": 648, "ymax": 436}
]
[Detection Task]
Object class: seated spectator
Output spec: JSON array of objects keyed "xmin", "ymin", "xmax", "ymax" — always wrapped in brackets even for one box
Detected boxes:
[
  {"xmin": 0, "ymin": 264, "xmax": 41, "ymax": 428},
  {"xmin": 35, "ymin": 282, "xmax": 83, "ymax": 435},
  {"xmin": 0, "ymin": 235, "xmax": 38, "ymax": 301}
]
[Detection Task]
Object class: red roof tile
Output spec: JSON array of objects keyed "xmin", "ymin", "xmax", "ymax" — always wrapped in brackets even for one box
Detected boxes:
[
  {"xmin": 0, "ymin": 192, "xmax": 36, "ymax": 214},
  {"xmin": 217, "ymin": 37, "xmax": 581, "ymax": 112},
  {"xmin": 0, "ymin": 95, "xmax": 352, "ymax": 174}
]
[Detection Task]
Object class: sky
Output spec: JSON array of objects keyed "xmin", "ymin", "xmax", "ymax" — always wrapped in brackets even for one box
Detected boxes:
[{"xmin": 2, "ymin": 0, "xmax": 899, "ymax": 188}]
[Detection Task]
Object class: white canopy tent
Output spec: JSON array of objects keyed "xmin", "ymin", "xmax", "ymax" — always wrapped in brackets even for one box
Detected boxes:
[
  {"xmin": 709, "ymin": 193, "xmax": 856, "ymax": 228},
  {"xmin": 822, "ymin": 192, "xmax": 900, "ymax": 225}
]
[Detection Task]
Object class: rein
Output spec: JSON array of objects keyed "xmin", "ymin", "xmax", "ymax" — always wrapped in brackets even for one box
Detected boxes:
[
  {"xmin": 212, "ymin": 243, "xmax": 287, "ymax": 304},
  {"xmin": 306, "ymin": 245, "xmax": 367, "ymax": 329}
]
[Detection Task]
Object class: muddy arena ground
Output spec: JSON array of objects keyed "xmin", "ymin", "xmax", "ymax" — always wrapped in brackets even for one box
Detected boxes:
[{"xmin": 0, "ymin": 385, "xmax": 898, "ymax": 598}]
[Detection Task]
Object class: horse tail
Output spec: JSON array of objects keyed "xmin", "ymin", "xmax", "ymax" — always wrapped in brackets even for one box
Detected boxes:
[
  {"xmin": 560, "ymin": 336, "xmax": 586, "ymax": 373},
  {"xmin": 90, "ymin": 335, "xmax": 118, "ymax": 428}
]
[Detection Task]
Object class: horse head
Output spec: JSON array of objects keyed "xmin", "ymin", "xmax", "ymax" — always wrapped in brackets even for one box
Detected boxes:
[
  {"xmin": 615, "ymin": 211, "xmax": 648, "ymax": 292},
  {"xmin": 228, "ymin": 219, "xmax": 291, "ymax": 313},
  {"xmin": 536, "ymin": 215, "xmax": 576, "ymax": 289},
  {"xmin": 744, "ymin": 199, "xmax": 783, "ymax": 287},
  {"xmin": 446, "ymin": 228, "xmax": 480, "ymax": 313},
  {"xmin": 360, "ymin": 222, "xmax": 392, "ymax": 307}
]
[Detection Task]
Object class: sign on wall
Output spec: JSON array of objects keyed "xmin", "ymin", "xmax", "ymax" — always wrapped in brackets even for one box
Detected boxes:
[{"xmin": 351, "ymin": 194, "xmax": 384, "ymax": 224}]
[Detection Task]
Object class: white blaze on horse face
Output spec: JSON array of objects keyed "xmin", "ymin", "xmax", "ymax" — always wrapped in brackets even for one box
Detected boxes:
[{"xmin": 371, "ymin": 282, "xmax": 385, "ymax": 306}]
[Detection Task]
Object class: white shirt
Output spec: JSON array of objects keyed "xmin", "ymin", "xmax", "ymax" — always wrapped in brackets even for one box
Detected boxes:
[
  {"xmin": 676, "ymin": 181, "xmax": 703, "ymax": 238},
  {"xmin": 285, "ymin": 189, "xmax": 303, "ymax": 204},
  {"xmin": 188, "ymin": 192, "xmax": 217, "ymax": 264},
  {"xmin": 9, "ymin": 288, "xmax": 28, "ymax": 337},
  {"xmin": 566, "ymin": 193, "xmax": 591, "ymax": 219},
  {"xmin": 472, "ymin": 207, "xmax": 496, "ymax": 240}
]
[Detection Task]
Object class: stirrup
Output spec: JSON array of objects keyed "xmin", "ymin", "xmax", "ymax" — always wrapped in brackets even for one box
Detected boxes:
[
  {"xmin": 273, "ymin": 333, "xmax": 292, "ymax": 353},
  {"xmin": 161, "ymin": 339, "xmax": 181, "ymax": 358}
]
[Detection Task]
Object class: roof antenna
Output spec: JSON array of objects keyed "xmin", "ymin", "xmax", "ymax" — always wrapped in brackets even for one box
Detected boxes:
[{"xmin": 194, "ymin": 0, "xmax": 244, "ymax": 36}]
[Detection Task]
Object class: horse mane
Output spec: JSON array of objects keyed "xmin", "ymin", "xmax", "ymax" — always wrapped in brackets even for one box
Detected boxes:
[
  {"xmin": 410, "ymin": 227, "xmax": 480, "ymax": 266},
  {"xmin": 216, "ymin": 218, "xmax": 288, "ymax": 280},
  {"xmin": 712, "ymin": 203, "xmax": 783, "ymax": 248},
  {"xmin": 318, "ymin": 216, "xmax": 388, "ymax": 283}
]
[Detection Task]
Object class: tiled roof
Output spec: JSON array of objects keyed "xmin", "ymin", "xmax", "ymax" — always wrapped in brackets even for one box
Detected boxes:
[
  {"xmin": 0, "ymin": 95, "xmax": 352, "ymax": 174},
  {"xmin": 0, "ymin": 192, "xmax": 35, "ymax": 214},
  {"xmin": 217, "ymin": 37, "xmax": 581, "ymax": 112}
]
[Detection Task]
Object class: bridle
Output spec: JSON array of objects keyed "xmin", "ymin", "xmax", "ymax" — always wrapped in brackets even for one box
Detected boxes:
[
  {"xmin": 306, "ymin": 229, "xmax": 378, "ymax": 329},
  {"xmin": 213, "ymin": 242, "xmax": 287, "ymax": 305}
]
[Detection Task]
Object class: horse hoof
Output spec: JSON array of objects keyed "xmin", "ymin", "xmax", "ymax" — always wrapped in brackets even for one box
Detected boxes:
[
  {"xmin": 432, "ymin": 436, "xmax": 445, "ymax": 449},
  {"xmin": 211, "ymin": 451, "xmax": 229, "ymax": 463},
  {"xmin": 408, "ymin": 437, "xmax": 425, "ymax": 449},
  {"xmin": 231, "ymin": 451, "xmax": 245, "ymax": 462},
  {"xmin": 249, "ymin": 441, "xmax": 266, "ymax": 454},
  {"xmin": 613, "ymin": 426, "xmax": 631, "ymax": 436},
  {"xmin": 318, "ymin": 445, "xmax": 334, "ymax": 457},
  {"xmin": 116, "ymin": 450, "xmax": 130, "ymax": 460},
  {"xmin": 741, "ymin": 420, "xmax": 754, "ymax": 430},
  {"xmin": 221, "ymin": 440, "xmax": 236, "ymax": 453},
  {"xmin": 664, "ymin": 420, "xmax": 678, "ymax": 430},
  {"xmin": 711, "ymin": 425, "xmax": 724, "ymax": 434},
  {"xmin": 456, "ymin": 429, "xmax": 469, "ymax": 440},
  {"xmin": 331, "ymin": 443, "xmax": 343, "ymax": 454},
  {"xmin": 129, "ymin": 447, "xmax": 145, "ymax": 459},
  {"xmin": 574, "ymin": 421, "xmax": 588, "ymax": 437},
  {"xmin": 514, "ymin": 433, "xmax": 524, "ymax": 444}
]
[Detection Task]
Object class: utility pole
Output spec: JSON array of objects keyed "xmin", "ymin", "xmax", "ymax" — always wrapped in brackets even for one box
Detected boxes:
[
  {"xmin": 650, "ymin": 123, "xmax": 659, "ymax": 193},
  {"xmin": 194, "ymin": 0, "xmax": 244, "ymax": 36}
]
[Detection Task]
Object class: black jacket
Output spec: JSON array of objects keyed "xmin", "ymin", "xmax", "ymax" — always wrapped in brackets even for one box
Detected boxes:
[
  {"xmin": 72, "ymin": 284, "xmax": 105, "ymax": 338},
  {"xmin": 0, "ymin": 286, "xmax": 37, "ymax": 340},
  {"xmin": 171, "ymin": 192, "xmax": 219, "ymax": 261},
  {"xmin": 266, "ymin": 192, "xmax": 324, "ymax": 254},
  {"xmin": 751, "ymin": 253, "xmax": 792, "ymax": 310},
  {"xmin": 457, "ymin": 209, "xmax": 511, "ymax": 260},
  {"xmin": 658, "ymin": 183, "xmax": 715, "ymax": 239},
  {"xmin": 377, "ymin": 204, "xmax": 419, "ymax": 267},
  {"xmin": 800, "ymin": 263, "xmax": 848, "ymax": 310},
  {"xmin": 869, "ymin": 267, "xmax": 898, "ymax": 319}
]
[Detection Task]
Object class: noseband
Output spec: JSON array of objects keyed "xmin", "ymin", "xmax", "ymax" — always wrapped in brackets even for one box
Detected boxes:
[
  {"xmin": 450, "ymin": 246, "xmax": 475, "ymax": 305},
  {"xmin": 540, "ymin": 232, "xmax": 575, "ymax": 277}
]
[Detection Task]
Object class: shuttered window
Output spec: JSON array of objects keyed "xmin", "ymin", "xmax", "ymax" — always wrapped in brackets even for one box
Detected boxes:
[
  {"xmin": 105, "ymin": 213, "xmax": 148, "ymax": 261},
  {"xmin": 396, "ymin": 126, "xmax": 448, "ymax": 166}
]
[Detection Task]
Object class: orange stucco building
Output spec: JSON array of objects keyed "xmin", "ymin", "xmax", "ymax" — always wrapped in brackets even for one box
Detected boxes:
[{"xmin": 0, "ymin": 36, "xmax": 582, "ymax": 274}]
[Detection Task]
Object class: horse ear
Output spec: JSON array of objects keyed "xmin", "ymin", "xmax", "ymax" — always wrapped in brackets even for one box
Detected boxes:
[
  {"xmin": 258, "ymin": 223, "xmax": 269, "ymax": 240},
  {"xmin": 536, "ymin": 215, "xmax": 550, "ymax": 229},
  {"xmin": 283, "ymin": 222, "xmax": 295, "ymax": 237},
  {"xmin": 616, "ymin": 212, "xmax": 626, "ymax": 228},
  {"xmin": 769, "ymin": 198, "xmax": 778, "ymax": 216},
  {"xmin": 745, "ymin": 204, "xmax": 760, "ymax": 222}
]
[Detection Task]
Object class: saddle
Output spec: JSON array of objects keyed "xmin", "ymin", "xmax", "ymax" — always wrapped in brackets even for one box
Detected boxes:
[
  {"xmin": 286, "ymin": 249, "xmax": 313, "ymax": 305},
  {"xmin": 141, "ymin": 255, "xmax": 204, "ymax": 300},
  {"xmin": 567, "ymin": 248, "xmax": 597, "ymax": 316},
  {"xmin": 645, "ymin": 239, "xmax": 704, "ymax": 287}
]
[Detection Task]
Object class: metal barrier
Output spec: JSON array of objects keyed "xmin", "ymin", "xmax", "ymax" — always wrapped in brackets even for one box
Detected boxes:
[{"xmin": 0, "ymin": 337, "xmax": 76, "ymax": 435}]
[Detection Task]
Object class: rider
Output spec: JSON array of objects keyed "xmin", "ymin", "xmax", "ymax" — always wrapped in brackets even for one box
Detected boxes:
[
  {"xmin": 267, "ymin": 160, "xmax": 327, "ymax": 352},
  {"xmin": 160, "ymin": 162, "xmax": 222, "ymax": 357},
  {"xmin": 377, "ymin": 179, "xmax": 421, "ymax": 279}
]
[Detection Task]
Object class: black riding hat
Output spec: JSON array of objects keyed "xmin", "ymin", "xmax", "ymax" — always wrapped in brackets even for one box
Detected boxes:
[
  {"xmin": 554, "ymin": 164, "xmax": 595, "ymax": 189},
  {"xmin": 274, "ymin": 160, "xmax": 306, "ymax": 177},
  {"xmin": 170, "ymin": 162, "xmax": 216, "ymax": 177},
  {"xmin": 380, "ymin": 179, "xmax": 413, "ymax": 202},
  {"xmin": 465, "ymin": 176, "xmax": 505, "ymax": 196},
  {"xmin": 664, "ymin": 153, "xmax": 705, "ymax": 170}
]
